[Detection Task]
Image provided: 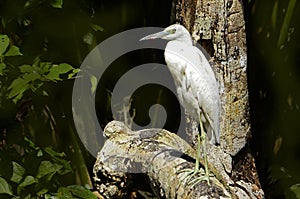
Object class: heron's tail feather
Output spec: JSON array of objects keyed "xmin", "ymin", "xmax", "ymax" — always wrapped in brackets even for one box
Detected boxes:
[{"xmin": 206, "ymin": 125, "xmax": 220, "ymax": 145}]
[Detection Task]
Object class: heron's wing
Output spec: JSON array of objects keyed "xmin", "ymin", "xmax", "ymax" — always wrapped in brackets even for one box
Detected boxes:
[{"xmin": 191, "ymin": 46, "xmax": 220, "ymax": 144}]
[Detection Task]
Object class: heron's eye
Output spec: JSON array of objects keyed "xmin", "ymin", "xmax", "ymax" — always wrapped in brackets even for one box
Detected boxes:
[{"xmin": 169, "ymin": 28, "xmax": 176, "ymax": 34}]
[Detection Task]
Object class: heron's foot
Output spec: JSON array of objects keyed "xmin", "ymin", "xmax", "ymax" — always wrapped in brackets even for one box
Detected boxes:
[{"xmin": 178, "ymin": 167, "xmax": 212, "ymax": 187}]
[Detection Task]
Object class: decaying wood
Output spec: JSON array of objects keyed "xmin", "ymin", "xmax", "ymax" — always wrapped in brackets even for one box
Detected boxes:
[
  {"xmin": 94, "ymin": 121, "xmax": 233, "ymax": 199},
  {"xmin": 93, "ymin": 121, "xmax": 264, "ymax": 199}
]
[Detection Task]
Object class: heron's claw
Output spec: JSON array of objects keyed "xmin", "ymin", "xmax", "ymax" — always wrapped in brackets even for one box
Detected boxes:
[{"xmin": 178, "ymin": 168, "xmax": 211, "ymax": 187}]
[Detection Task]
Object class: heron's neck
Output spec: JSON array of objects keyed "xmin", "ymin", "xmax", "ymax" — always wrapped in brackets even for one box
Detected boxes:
[{"xmin": 176, "ymin": 35, "xmax": 193, "ymax": 46}]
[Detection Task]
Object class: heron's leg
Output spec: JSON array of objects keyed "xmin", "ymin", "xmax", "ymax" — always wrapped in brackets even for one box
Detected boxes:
[
  {"xmin": 178, "ymin": 119, "xmax": 211, "ymax": 186},
  {"xmin": 194, "ymin": 128, "xmax": 201, "ymax": 172},
  {"xmin": 199, "ymin": 118, "xmax": 210, "ymax": 185}
]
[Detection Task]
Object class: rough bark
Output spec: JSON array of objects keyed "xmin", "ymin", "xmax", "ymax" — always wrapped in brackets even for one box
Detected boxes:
[
  {"xmin": 176, "ymin": 0, "xmax": 264, "ymax": 198},
  {"xmin": 177, "ymin": 0, "xmax": 249, "ymax": 156},
  {"xmin": 94, "ymin": 121, "xmax": 234, "ymax": 198},
  {"xmin": 93, "ymin": 121, "xmax": 264, "ymax": 199}
]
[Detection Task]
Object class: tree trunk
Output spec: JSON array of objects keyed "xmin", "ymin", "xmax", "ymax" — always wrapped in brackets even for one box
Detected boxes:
[{"xmin": 93, "ymin": 0, "xmax": 265, "ymax": 198}]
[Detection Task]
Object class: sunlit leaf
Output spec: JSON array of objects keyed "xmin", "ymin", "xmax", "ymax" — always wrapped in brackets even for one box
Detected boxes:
[
  {"xmin": 57, "ymin": 187, "xmax": 73, "ymax": 198},
  {"xmin": 7, "ymin": 78, "xmax": 30, "ymax": 103},
  {"xmin": 37, "ymin": 149, "xmax": 43, "ymax": 157},
  {"xmin": 5, "ymin": 45, "xmax": 23, "ymax": 56},
  {"xmin": 24, "ymin": 0, "xmax": 35, "ymax": 8},
  {"xmin": 44, "ymin": 147, "xmax": 72, "ymax": 174},
  {"xmin": 17, "ymin": 176, "xmax": 37, "ymax": 194},
  {"xmin": 37, "ymin": 188, "xmax": 48, "ymax": 196},
  {"xmin": 90, "ymin": 23, "xmax": 104, "ymax": 32},
  {"xmin": 20, "ymin": 65, "xmax": 34, "ymax": 73},
  {"xmin": 42, "ymin": 90, "xmax": 49, "ymax": 96},
  {"xmin": 44, "ymin": 147, "xmax": 65, "ymax": 158},
  {"xmin": 67, "ymin": 185, "xmax": 97, "ymax": 199},
  {"xmin": 0, "ymin": 34, "xmax": 9, "ymax": 56},
  {"xmin": 24, "ymin": 137, "xmax": 40, "ymax": 151},
  {"xmin": 10, "ymin": 162, "xmax": 25, "ymax": 183},
  {"xmin": 45, "ymin": 194, "xmax": 59, "ymax": 199},
  {"xmin": 36, "ymin": 161, "xmax": 62, "ymax": 179},
  {"xmin": 68, "ymin": 68, "xmax": 80, "ymax": 79},
  {"xmin": 291, "ymin": 184, "xmax": 300, "ymax": 198},
  {"xmin": 0, "ymin": 177, "xmax": 13, "ymax": 195},
  {"xmin": 24, "ymin": 194, "xmax": 31, "ymax": 199},
  {"xmin": 40, "ymin": 62, "xmax": 52, "ymax": 73},
  {"xmin": 90, "ymin": 75, "xmax": 97, "ymax": 94},
  {"xmin": 45, "ymin": 63, "xmax": 74, "ymax": 81},
  {"xmin": 83, "ymin": 32, "xmax": 94, "ymax": 45},
  {"xmin": 0, "ymin": 62, "xmax": 6, "ymax": 75},
  {"xmin": 51, "ymin": 0, "xmax": 63, "ymax": 8},
  {"xmin": 23, "ymin": 72, "xmax": 41, "ymax": 82}
]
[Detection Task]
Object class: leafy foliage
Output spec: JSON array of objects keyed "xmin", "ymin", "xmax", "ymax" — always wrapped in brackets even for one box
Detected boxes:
[
  {"xmin": 290, "ymin": 183, "xmax": 300, "ymax": 198},
  {"xmin": 0, "ymin": 0, "xmax": 102, "ymax": 198},
  {"xmin": 7, "ymin": 57, "xmax": 79, "ymax": 103},
  {"xmin": 0, "ymin": 138, "xmax": 96, "ymax": 199},
  {"xmin": 0, "ymin": 34, "xmax": 23, "ymax": 76}
]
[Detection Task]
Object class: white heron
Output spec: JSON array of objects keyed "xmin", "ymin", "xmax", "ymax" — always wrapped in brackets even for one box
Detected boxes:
[{"xmin": 140, "ymin": 24, "xmax": 220, "ymax": 185}]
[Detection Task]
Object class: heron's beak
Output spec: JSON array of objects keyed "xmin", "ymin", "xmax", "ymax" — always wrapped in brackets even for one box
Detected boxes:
[{"xmin": 139, "ymin": 31, "xmax": 169, "ymax": 41}]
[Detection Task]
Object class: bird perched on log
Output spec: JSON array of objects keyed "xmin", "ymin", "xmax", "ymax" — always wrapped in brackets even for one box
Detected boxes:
[{"xmin": 140, "ymin": 24, "xmax": 220, "ymax": 185}]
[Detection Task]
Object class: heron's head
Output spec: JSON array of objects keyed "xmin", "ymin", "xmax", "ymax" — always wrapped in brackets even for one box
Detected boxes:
[{"xmin": 140, "ymin": 24, "xmax": 191, "ymax": 43}]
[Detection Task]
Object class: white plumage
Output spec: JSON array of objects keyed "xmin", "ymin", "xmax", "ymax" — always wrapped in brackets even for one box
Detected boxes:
[{"xmin": 140, "ymin": 24, "xmax": 220, "ymax": 144}]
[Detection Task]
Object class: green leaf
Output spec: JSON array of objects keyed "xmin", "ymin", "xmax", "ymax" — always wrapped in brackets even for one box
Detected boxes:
[
  {"xmin": 17, "ymin": 176, "xmax": 37, "ymax": 194},
  {"xmin": 20, "ymin": 65, "xmax": 41, "ymax": 74},
  {"xmin": 40, "ymin": 62, "xmax": 52, "ymax": 73},
  {"xmin": 24, "ymin": 0, "xmax": 35, "ymax": 8},
  {"xmin": 90, "ymin": 75, "xmax": 97, "ymax": 94},
  {"xmin": 90, "ymin": 23, "xmax": 104, "ymax": 32},
  {"xmin": 290, "ymin": 183, "xmax": 300, "ymax": 198},
  {"xmin": 51, "ymin": 0, "xmax": 63, "ymax": 8},
  {"xmin": 7, "ymin": 78, "xmax": 30, "ymax": 103},
  {"xmin": 0, "ymin": 34, "xmax": 9, "ymax": 56},
  {"xmin": 68, "ymin": 68, "xmax": 80, "ymax": 79},
  {"xmin": 37, "ymin": 149, "xmax": 43, "ymax": 157},
  {"xmin": 277, "ymin": 0, "xmax": 297, "ymax": 47},
  {"xmin": 0, "ymin": 62, "xmax": 6, "ymax": 75},
  {"xmin": 67, "ymin": 185, "xmax": 97, "ymax": 199},
  {"xmin": 44, "ymin": 147, "xmax": 66, "ymax": 159},
  {"xmin": 37, "ymin": 188, "xmax": 48, "ymax": 196},
  {"xmin": 45, "ymin": 194, "xmax": 59, "ymax": 199},
  {"xmin": 24, "ymin": 194, "xmax": 31, "ymax": 199},
  {"xmin": 36, "ymin": 161, "xmax": 62, "ymax": 179},
  {"xmin": 5, "ymin": 45, "xmax": 23, "ymax": 56},
  {"xmin": 0, "ymin": 177, "xmax": 13, "ymax": 195},
  {"xmin": 43, "ymin": 147, "xmax": 72, "ymax": 175},
  {"xmin": 45, "ymin": 63, "xmax": 74, "ymax": 81},
  {"xmin": 10, "ymin": 162, "xmax": 25, "ymax": 183},
  {"xmin": 83, "ymin": 32, "xmax": 93, "ymax": 45},
  {"xmin": 271, "ymin": 0, "xmax": 278, "ymax": 30},
  {"xmin": 42, "ymin": 90, "xmax": 49, "ymax": 96},
  {"xmin": 24, "ymin": 137, "xmax": 40, "ymax": 151},
  {"xmin": 23, "ymin": 72, "xmax": 41, "ymax": 82},
  {"xmin": 20, "ymin": 65, "xmax": 34, "ymax": 73},
  {"xmin": 57, "ymin": 187, "xmax": 73, "ymax": 198}
]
